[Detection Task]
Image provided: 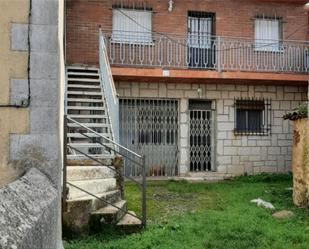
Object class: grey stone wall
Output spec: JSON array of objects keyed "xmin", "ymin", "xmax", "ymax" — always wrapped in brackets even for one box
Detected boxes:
[
  {"xmin": 10, "ymin": 0, "xmax": 60, "ymax": 185},
  {"xmin": 115, "ymin": 81, "xmax": 307, "ymax": 176},
  {"xmin": 0, "ymin": 168, "xmax": 58, "ymax": 249}
]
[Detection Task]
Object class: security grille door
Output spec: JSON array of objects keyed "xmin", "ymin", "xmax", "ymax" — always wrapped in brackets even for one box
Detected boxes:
[
  {"xmin": 188, "ymin": 11, "xmax": 216, "ymax": 69},
  {"xmin": 119, "ymin": 99, "xmax": 179, "ymax": 177},
  {"xmin": 189, "ymin": 100, "xmax": 215, "ymax": 172}
]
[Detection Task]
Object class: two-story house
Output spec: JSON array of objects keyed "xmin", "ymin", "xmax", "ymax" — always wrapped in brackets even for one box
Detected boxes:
[{"xmin": 65, "ymin": 0, "xmax": 309, "ymax": 179}]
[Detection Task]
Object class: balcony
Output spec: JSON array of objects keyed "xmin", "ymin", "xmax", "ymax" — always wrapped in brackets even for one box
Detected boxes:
[{"xmin": 103, "ymin": 31, "xmax": 309, "ymax": 83}]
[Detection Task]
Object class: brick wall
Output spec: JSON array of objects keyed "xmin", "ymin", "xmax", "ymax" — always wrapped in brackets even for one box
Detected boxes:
[
  {"xmin": 115, "ymin": 81, "xmax": 308, "ymax": 176},
  {"xmin": 66, "ymin": 0, "xmax": 308, "ymax": 65}
]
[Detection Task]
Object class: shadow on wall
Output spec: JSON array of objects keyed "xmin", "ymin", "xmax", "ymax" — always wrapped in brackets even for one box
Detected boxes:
[
  {"xmin": 0, "ymin": 144, "xmax": 53, "ymax": 190},
  {"xmin": 10, "ymin": 144, "xmax": 59, "ymax": 187},
  {"xmin": 0, "ymin": 164, "xmax": 20, "ymax": 188}
]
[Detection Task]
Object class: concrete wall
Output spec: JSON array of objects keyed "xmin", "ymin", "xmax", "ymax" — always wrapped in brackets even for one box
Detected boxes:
[
  {"xmin": 115, "ymin": 81, "xmax": 307, "ymax": 176},
  {"xmin": 65, "ymin": 0, "xmax": 308, "ymax": 65},
  {"xmin": 0, "ymin": 168, "xmax": 59, "ymax": 249}
]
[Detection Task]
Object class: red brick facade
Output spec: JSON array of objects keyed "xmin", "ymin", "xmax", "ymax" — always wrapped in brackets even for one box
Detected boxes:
[{"xmin": 66, "ymin": 0, "xmax": 308, "ymax": 65}]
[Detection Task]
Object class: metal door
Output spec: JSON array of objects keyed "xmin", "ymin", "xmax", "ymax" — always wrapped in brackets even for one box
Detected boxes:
[
  {"xmin": 119, "ymin": 98, "xmax": 179, "ymax": 177},
  {"xmin": 189, "ymin": 100, "xmax": 215, "ymax": 172}
]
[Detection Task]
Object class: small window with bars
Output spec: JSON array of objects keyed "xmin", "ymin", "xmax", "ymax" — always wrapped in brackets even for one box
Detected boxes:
[{"xmin": 234, "ymin": 98, "xmax": 271, "ymax": 135}]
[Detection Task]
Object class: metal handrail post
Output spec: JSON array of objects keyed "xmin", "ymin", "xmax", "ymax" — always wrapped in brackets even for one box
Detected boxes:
[
  {"xmin": 217, "ymin": 36, "xmax": 221, "ymax": 72},
  {"xmin": 62, "ymin": 115, "xmax": 68, "ymax": 211},
  {"xmin": 141, "ymin": 155, "xmax": 147, "ymax": 228}
]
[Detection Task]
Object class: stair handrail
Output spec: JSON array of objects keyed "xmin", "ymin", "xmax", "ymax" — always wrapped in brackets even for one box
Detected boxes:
[
  {"xmin": 63, "ymin": 115, "xmax": 147, "ymax": 227},
  {"xmin": 67, "ymin": 116, "xmax": 142, "ymax": 158},
  {"xmin": 99, "ymin": 28, "xmax": 119, "ymax": 144}
]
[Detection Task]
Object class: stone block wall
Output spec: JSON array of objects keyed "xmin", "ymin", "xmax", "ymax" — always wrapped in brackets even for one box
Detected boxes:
[{"xmin": 115, "ymin": 81, "xmax": 307, "ymax": 176}]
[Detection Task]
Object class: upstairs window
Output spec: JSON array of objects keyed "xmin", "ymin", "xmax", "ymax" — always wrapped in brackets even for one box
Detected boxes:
[
  {"xmin": 112, "ymin": 8, "xmax": 152, "ymax": 44},
  {"xmin": 254, "ymin": 17, "xmax": 282, "ymax": 52},
  {"xmin": 234, "ymin": 98, "xmax": 271, "ymax": 136},
  {"xmin": 188, "ymin": 11, "xmax": 215, "ymax": 49}
]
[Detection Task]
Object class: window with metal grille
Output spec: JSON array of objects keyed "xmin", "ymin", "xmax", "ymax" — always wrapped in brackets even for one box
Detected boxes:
[
  {"xmin": 188, "ymin": 11, "xmax": 215, "ymax": 49},
  {"xmin": 254, "ymin": 16, "xmax": 283, "ymax": 52},
  {"xmin": 234, "ymin": 98, "xmax": 271, "ymax": 135},
  {"xmin": 112, "ymin": 8, "xmax": 152, "ymax": 44}
]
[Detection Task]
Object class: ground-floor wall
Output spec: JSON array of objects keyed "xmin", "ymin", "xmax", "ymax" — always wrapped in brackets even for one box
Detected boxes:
[{"xmin": 115, "ymin": 81, "xmax": 307, "ymax": 176}]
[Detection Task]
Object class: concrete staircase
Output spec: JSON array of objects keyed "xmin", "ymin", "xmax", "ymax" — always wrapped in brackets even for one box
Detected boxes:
[
  {"xmin": 63, "ymin": 66, "xmax": 141, "ymax": 234},
  {"xmin": 66, "ymin": 66, "xmax": 112, "ymax": 160}
]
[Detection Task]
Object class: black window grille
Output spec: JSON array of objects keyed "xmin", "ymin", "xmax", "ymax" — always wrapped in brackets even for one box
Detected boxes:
[{"xmin": 234, "ymin": 98, "xmax": 271, "ymax": 136}]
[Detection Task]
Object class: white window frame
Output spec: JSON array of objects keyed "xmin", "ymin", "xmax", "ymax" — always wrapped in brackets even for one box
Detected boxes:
[
  {"xmin": 254, "ymin": 18, "xmax": 282, "ymax": 52},
  {"xmin": 188, "ymin": 16, "xmax": 213, "ymax": 49},
  {"xmin": 112, "ymin": 8, "xmax": 153, "ymax": 44}
]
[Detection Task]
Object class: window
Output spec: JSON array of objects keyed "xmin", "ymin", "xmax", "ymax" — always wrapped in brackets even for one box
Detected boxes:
[
  {"xmin": 112, "ymin": 8, "xmax": 152, "ymax": 44},
  {"xmin": 234, "ymin": 98, "xmax": 271, "ymax": 135},
  {"xmin": 254, "ymin": 17, "xmax": 282, "ymax": 52},
  {"xmin": 188, "ymin": 12, "xmax": 214, "ymax": 49}
]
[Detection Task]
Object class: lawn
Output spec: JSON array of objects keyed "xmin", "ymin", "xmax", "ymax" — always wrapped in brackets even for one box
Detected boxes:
[{"xmin": 65, "ymin": 174, "xmax": 309, "ymax": 249}]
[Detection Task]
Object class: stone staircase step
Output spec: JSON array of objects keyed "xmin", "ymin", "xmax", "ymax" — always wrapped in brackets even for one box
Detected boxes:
[
  {"xmin": 67, "ymin": 78, "xmax": 100, "ymax": 83},
  {"xmin": 63, "ymin": 190, "xmax": 122, "ymax": 233},
  {"xmin": 67, "ymin": 152, "xmax": 113, "ymax": 160},
  {"xmin": 66, "ymin": 158, "xmax": 113, "ymax": 166},
  {"xmin": 68, "ymin": 84, "xmax": 101, "ymax": 89},
  {"xmin": 67, "ymin": 166, "xmax": 115, "ymax": 181},
  {"xmin": 67, "ymin": 178, "xmax": 117, "ymax": 200},
  {"xmin": 117, "ymin": 211, "xmax": 142, "ymax": 232},
  {"xmin": 68, "ymin": 114, "xmax": 107, "ymax": 119},
  {"xmin": 67, "ymin": 123, "xmax": 109, "ymax": 128},
  {"xmin": 67, "ymin": 91, "xmax": 102, "ymax": 96},
  {"xmin": 68, "ymin": 143, "xmax": 114, "ymax": 149},
  {"xmin": 67, "ymin": 106, "xmax": 105, "ymax": 111},
  {"xmin": 66, "ymin": 190, "xmax": 121, "ymax": 211},
  {"xmin": 67, "ymin": 154, "xmax": 114, "ymax": 161},
  {"xmin": 67, "ymin": 72, "xmax": 99, "ymax": 77},
  {"xmin": 67, "ymin": 133, "xmax": 110, "ymax": 138},
  {"xmin": 67, "ymin": 66, "xmax": 99, "ymax": 72},
  {"xmin": 91, "ymin": 200, "xmax": 127, "ymax": 225},
  {"xmin": 67, "ymin": 98, "xmax": 103, "ymax": 103}
]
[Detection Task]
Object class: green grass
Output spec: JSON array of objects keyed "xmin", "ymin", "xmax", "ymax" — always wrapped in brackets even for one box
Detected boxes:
[{"xmin": 65, "ymin": 174, "xmax": 309, "ymax": 249}]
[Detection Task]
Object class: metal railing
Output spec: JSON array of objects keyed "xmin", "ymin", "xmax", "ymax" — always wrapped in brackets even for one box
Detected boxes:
[
  {"xmin": 62, "ymin": 115, "xmax": 147, "ymax": 227},
  {"xmin": 99, "ymin": 29, "xmax": 120, "ymax": 143},
  {"xmin": 103, "ymin": 31, "xmax": 309, "ymax": 74}
]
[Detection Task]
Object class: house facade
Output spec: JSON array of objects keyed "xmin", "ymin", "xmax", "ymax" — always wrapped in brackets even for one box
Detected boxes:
[
  {"xmin": 65, "ymin": 0, "xmax": 309, "ymax": 178},
  {"xmin": 0, "ymin": 0, "xmax": 64, "ymax": 248}
]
